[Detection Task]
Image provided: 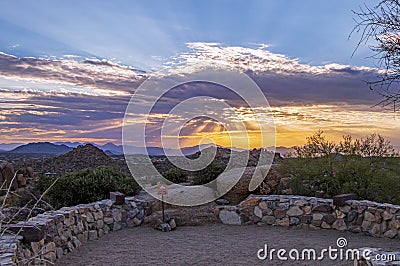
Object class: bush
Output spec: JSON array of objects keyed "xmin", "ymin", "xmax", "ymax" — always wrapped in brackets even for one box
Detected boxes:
[
  {"xmin": 192, "ymin": 162, "xmax": 226, "ymax": 185},
  {"xmin": 162, "ymin": 168, "xmax": 188, "ymax": 184},
  {"xmin": 34, "ymin": 167, "xmax": 141, "ymax": 208},
  {"xmin": 280, "ymin": 131, "xmax": 400, "ymax": 204}
]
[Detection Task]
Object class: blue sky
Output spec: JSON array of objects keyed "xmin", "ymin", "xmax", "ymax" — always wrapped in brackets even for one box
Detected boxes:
[
  {"xmin": 0, "ymin": 0, "xmax": 372, "ymax": 70},
  {"xmin": 1, "ymin": 0, "xmax": 399, "ymax": 148}
]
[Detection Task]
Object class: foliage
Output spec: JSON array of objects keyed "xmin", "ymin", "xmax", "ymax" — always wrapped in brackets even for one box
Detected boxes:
[
  {"xmin": 34, "ymin": 167, "xmax": 141, "ymax": 208},
  {"xmin": 192, "ymin": 162, "xmax": 226, "ymax": 185},
  {"xmin": 280, "ymin": 131, "xmax": 400, "ymax": 204},
  {"xmin": 351, "ymin": 0, "xmax": 400, "ymax": 109},
  {"xmin": 162, "ymin": 168, "xmax": 188, "ymax": 184},
  {"xmin": 294, "ymin": 130, "xmax": 398, "ymax": 158},
  {"xmin": 294, "ymin": 130, "xmax": 335, "ymax": 158}
]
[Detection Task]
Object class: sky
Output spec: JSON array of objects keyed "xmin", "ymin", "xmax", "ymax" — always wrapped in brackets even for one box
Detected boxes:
[{"xmin": 0, "ymin": 0, "xmax": 398, "ymax": 149}]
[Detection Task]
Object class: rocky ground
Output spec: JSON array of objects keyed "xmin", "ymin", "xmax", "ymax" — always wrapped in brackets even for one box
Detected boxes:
[{"xmin": 57, "ymin": 224, "xmax": 399, "ymax": 266}]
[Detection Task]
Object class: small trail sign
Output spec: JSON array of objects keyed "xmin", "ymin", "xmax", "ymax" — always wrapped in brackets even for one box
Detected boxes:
[{"xmin": 157, "ymin": 184, "xmax": 168, "ymax": 195}]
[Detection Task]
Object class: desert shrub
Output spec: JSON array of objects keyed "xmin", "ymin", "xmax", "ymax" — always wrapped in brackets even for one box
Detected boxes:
[
  {"xmin": 162, "ymin": 168, "xmax": 188, "ymax": 184},
  {"xmin": 192, "ymin": 162, "xmax": 226, "ymax": 185},
  {"xmin": 34, "ymin": 167, "xmax": 141, "ymax": 208},
  {"xmin": 280, "ymin": 131, "xmax": 400, "ymax": 204}
]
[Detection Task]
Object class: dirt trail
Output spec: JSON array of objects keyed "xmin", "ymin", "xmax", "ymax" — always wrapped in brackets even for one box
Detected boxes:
[{"xmin": 57, "ymin": 224, "xmax": 399, "ymax": 266}]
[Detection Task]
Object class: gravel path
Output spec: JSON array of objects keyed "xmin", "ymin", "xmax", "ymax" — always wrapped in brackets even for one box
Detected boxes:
[{"xmin": 57, "ymin": 224, "xmax": 399, "ymax": 266}]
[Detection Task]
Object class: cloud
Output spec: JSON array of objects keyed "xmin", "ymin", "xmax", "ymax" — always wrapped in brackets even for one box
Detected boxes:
[
  {"xmin": 0, "ymin": 52, "xmax": 146, "ymax": 93},
  {"xmin": 163, "ymin": 43, "xmax": 381, "ymax": 107},
  {"xmin": 167, "ymin": 42, "xmax": 374, "ymax": 75},
  {"xmin": 0, "ymin": 43, "xmax": 397, "ymax": 147}
]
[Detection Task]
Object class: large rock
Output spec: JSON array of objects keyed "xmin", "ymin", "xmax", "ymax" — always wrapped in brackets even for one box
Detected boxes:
[
  {"xmin": 219, "ymin": 210, "xmax": 242, "ymax": 225},
  {"xmin": 364, "ymin": 211, "xmax": 375, "ymax": 222},
  {"xmin": 0, "ymin": 162, "xmax": 17, "ymax": 190},
  {"xmin": 370, "ymin": 223, "xmax": 382, "ymax": 237},
  {"xmin": 257, "ymin": 165, "xmax": 282, "ymax": 195},
  {"xmin": 332, "ymin": 219, "xmax": 347, "ymax": 231},
  {"xmin": 217, "ymin": 166, "xmax": 281, "ymax": 204},
  {"xmin": 217, "ymin": 167, "xmax": 257, "ymax": 204},
  {"xmin": 17, "ymin": 174, "xmax": 27, "ymax": 187},
  {"xmin": 383, "ymin": 229, "xmax": 398, "ymax": 239},
  {"xmin": 332, "ymin": 194, "xmax": 358, "ymax": 206},
  {"xmin": 25, "ymin": 166, "xmax": 34, "ymax": 178},
  {"xmin": 287, "ymin": 206, "xmax": 303, "ymax": 216},
  {"xmin": 19, "ymin": 166, "xmax": 34, "ymax": 179}
]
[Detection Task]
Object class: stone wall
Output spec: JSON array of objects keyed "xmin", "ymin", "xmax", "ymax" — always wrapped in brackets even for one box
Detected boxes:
[
  {"xmin": 0, "ymin": 195, "xmax": 149, "ymax": 265},
  {"xmin": 216, "ymin": 195, "xmax": 400, "ymax": 240}
]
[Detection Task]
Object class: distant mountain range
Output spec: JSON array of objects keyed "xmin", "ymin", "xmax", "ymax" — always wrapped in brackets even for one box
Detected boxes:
[
  {"xmin": 54, "ymin": 142, "xmax": 123, "ymax": 155},
  {"xmin": 0, "ymin": 143, "xmax": 23, "ymax": 151},
  {"xmin": 9, "ymin": 142, "xmax": 73, "ymax": 154},
  {"xmin": 2, "ymin": 142, "xmax": 202, "ymax": 156},
  {"xmin": 0, "ymin": 141, "xmax": 294, "ymax": 156}
]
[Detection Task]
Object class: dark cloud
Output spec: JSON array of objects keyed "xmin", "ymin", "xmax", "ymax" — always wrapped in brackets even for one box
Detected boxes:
[{"xmin": 250, "ymin": 71, "xmax": 379, "ymax": 106}]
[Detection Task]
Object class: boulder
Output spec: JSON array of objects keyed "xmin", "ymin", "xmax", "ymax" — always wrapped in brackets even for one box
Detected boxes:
[
  {"xmin": 19, "ymin": 166, "xmax": 34, "ymax": 179},
  {"xmin": 332, "ymin": 194, "xmax": 358, "ymax": 206},
  {"xmin": 276, "ymin": 218, "xmax": 289, "ymax": 227},
  {"xmin": 169, "ymin": 218, "xmax": 177, "ymax": 230},
  {"xmin": 219, "ymin": 210, "xmax": 242, "ymax": 225},
  {"xmin": 332, "ymin": 219, "xmax": 347, "ymax": 231},
  {"xmin": 26, "ymin": 166, "xmax": 34, "ymax": 178},
  {"xmin": 258, "ymin": 165, "xmax": 282, "ymax": 195},
  {"xmin": 262, "ymin": 215, "xmax": 276, "ymax": 225},
  {"xmin": 217, "ymin": 167, "xmax": 256, "ymax": 204},
  {"xmin": 215, "ymin": 198, "xmax": 230, "ymax": 205},
  {"xmin": 287, "ymin": 206, "xmax": 303, "ymax": 216},
  {"xmin": 17, "ymin": 174, "xmax": 27, "ymax": 187},
  {"xmin": 383, "ymin": 229, "xmax": 398, "ymax": 239},
  {"xmin": 0, "ymin": 162, "xmax": 17, "ymax": 190}
]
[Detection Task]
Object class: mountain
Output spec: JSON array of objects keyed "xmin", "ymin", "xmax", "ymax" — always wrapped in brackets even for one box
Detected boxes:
[
  {"xmin": 30, "ymin": 144, "xmax": 123, "ymax": 175},
  {"xmin": 54, "ymin": 142, "xmax": 124, "ymax": 155},
  {"xmin": 0, "ymin": 143, "xmax": 24, "ymax": 151},
  {"xmin": 123, "ymin": 145, "xmax": 203, "ymax": 156},
  {"xmin": 97, "ymin": 143, "xmax": 123, "ymax": 155},
  {"xmin": 54, "ymin": 141, "xmax": 84, "ymax": 148},
  {"xmin": 47, "ymin": 144, "xmax": 114, "ymax": 173},
  {"xmin": 9, "ymin": 142, "xmax": 73, "ymax": 154},
  {"xmin": 8, "ymin": 141, "xmax": 295, "ymax": 157}
]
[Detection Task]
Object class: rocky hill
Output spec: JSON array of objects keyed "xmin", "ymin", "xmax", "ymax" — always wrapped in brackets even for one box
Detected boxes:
[
  {"xmin": 31, "ymin": 144, "xmax": 127, "ymax": 175},
  {"xmin": 9, "ymin": 142, "xmax": 73, "ymax": 154}
]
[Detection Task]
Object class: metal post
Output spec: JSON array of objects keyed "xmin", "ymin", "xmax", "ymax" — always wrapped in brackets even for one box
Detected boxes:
[{"xmin": 161, "ymin": 194, "xmax": 165, "ymax": 223}]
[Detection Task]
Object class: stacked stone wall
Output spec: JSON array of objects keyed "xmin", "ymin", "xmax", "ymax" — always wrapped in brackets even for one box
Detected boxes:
[
  {"xmin": 217, "ymin": 195, "xmax": 400, "ymax": 240},
  {"xmin": 0, "ymin": 196, "xmax": 148, "ymax": 265}
]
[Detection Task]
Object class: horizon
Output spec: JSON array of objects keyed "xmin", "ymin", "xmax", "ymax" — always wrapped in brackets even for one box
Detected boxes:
[
  {"xmin": 1, "ymin": 1, "xmax": 399, "ymax": 149},
  {"xmin": 1, "ymin": 141, "xmax": 399, "ymax": 153},
  {"xmin": 0, "ymin": 140, "xmax": 295, "ymax": 150}
]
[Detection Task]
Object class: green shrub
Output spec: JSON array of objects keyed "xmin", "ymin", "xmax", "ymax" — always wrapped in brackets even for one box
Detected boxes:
[
  {"xmin": 192, "ymin": 162, "xmax": 226, "ymax": 185},
  {"xmin": 280, "ymin": 131, "xmax": 400, "ymax": 204},
  {"xmin": 162, "ymin": 168, "xmax": 188, "ymax": 184},
  {"xmin": 34, "ymin": 167, "xmax": 141, "ymax": 208}
]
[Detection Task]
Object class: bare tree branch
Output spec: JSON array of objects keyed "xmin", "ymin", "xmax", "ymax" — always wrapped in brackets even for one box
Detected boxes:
[{"xmin": 351, "ymin": 0, "xmax": 400, "ymax": 110}]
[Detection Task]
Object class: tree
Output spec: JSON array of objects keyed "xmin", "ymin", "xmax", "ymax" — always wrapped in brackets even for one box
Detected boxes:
[
  {"xmin": 162, "ymin": 168, "xmax": 188, "ymax": 184},
  {"xmin": 351, "ymin": 0, "xmax": 400, "ymax": 110},
  {"xmin": 294, "ymin": 130, "xmax": 336, "ymax": 158},
  {"xmin": 281, "ymin": 131, "xmax": 400, "ymax": 203}
]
